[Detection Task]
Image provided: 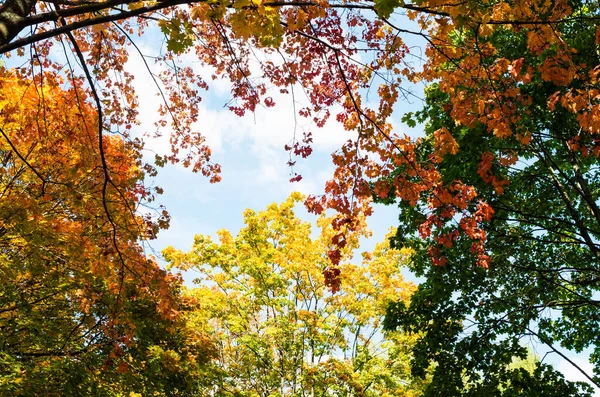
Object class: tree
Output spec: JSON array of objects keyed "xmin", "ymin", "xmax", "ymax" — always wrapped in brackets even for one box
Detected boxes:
[
  {"xmin": 2, "ymin": 0, "xmax": 597, "ymax": 270},
  {"xmin": 376, "ymin": 0, "xmax": 600, "ymax": 394},
  {"xmin": 0, "ymin": 0, "xmax": 423, "ymax": 317},
  {"xmin": 0, "ymin": 69, "xmax": 212, "ymax": 396},
  {"xmin": 164, "ymin": 193, "xmax": 427, "ymax": 396}
]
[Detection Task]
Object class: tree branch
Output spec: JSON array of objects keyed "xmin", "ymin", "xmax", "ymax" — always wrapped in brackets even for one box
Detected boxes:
[{"xmin": 0, "ymin": 0, "xmax": 38, "ymax": 46}]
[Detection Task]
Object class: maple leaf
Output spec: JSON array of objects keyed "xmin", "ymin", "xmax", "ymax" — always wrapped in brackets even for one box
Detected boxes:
[{"xmin": 433, "ymin": 126, "xmax": 459, "ymax": 157}]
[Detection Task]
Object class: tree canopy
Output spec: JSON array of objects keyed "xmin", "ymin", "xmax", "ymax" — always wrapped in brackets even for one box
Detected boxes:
[
  {"xmin": 3, "ymin": 0, "xmax": 600, "ymax": 279},
  {"xmin": 0, "ymin": 70, "xmax": 212, "ymax": 395},
  {"xmin": 1, "ymin": 0, "xmax": 600, "ymax": 393}
]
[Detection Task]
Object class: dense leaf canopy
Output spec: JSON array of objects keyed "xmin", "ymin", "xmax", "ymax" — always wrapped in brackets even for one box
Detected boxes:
[
  {"xmin": 0, "ymin": 0, "xmax": 600, "ymax": 392},
  {"xmin": 378, "ymin": 0, "xmax": 600, "ymax": 394},
  {"xmin": 165, "ymin": 193, "xmax": 425, "ymax": 397},
  {"xmin": 0, "ymin": 71, "xmax": 212, "ymax": 395}
]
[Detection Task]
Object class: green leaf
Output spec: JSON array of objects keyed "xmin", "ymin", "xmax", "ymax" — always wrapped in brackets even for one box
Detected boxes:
[{"xmin": 374, "ymin": 0, "xmax": 403, "ymax": 19}]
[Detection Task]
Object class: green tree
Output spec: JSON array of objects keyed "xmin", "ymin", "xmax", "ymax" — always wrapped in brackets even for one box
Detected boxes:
[
  {"xmin": 165, "ymin": 193, "xmax": 427, "ymax": 397},
  {"xmin": 379, "ymin": 0, "xmax": 600, "ymax": 394}
]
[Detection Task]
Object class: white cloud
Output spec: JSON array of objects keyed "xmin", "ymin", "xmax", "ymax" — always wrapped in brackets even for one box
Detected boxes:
[
  {"xmin": 557, "ymin": 357, "xmax": 599, "ymax": 395},
  {"xmin": 123, "ymin": 37, "xmax": 389, "ymax": 263},
  {"xmin": 127, "ymin": 50, "xmax": 352, "ymax": 155}
]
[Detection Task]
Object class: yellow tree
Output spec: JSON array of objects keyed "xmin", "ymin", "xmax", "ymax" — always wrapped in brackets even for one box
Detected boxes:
[{"xmin": 164, "ymin": 193, "xmax": 426, "ymax": 397}]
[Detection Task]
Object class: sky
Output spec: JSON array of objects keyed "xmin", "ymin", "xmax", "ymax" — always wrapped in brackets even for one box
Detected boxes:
[{"xmin": 129, "ymin": 44, "xmax": 415, "ymax": 262}]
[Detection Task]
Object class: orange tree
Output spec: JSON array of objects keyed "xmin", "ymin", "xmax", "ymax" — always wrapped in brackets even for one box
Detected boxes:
[{"xmin": 0, "ymin": 71, "xmax": 212, "ymax": 395}]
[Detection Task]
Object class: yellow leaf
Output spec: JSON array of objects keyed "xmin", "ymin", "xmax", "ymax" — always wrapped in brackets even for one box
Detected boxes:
[
  {"xmin": 434, "ymin": 126, "xmax": 459, "ymax": 156},
  {"xmin": 233, "ymin": 0, "xmax": 251, "ymax": 8},
  {"xmin": 191, "ymin": 3, "xmax": 211, "ymax": 20},
  {"xmin": 127, "ymin": 1, "xmax": 144, "ymax": 10},
  {"xmin": 91, "ymin": 23, "xmax": 108, "ymax": 34}
]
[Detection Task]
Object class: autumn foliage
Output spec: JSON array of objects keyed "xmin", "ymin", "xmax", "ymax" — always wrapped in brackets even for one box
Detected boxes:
[
  {"xmin": 377, "ymin": 0, "xmax": 600, "ymax": 394},
  {"xmin": 0, "ymin": 70, "xmax": 204, "ymax": 394},
  {"xmin": 0, "ymin": 0, "xmax": 600, "ymax": 392},
  {"xmin": 165, "ymin": 193, "xmax": 426, "ymax": 396},
  {"xmin": 0, "ymin": 0, "xmax": 599, "ymax": 272}
]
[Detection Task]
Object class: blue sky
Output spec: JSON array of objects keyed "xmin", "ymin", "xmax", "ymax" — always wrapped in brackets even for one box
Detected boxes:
[{"xmin": 125, "ymin": 40, "xmax": 423, "ymax": 260}]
